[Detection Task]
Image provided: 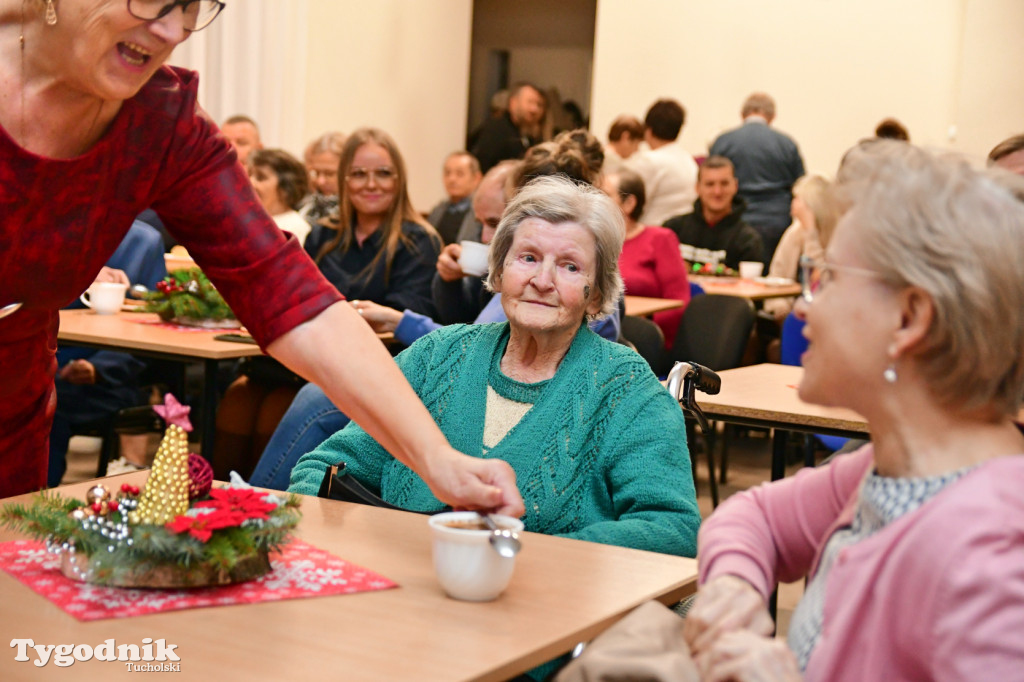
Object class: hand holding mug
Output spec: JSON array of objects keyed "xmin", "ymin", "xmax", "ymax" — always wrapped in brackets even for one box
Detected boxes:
[{"xmin": 436, "ymin": 243, "xmax": 466, "ymax": 282}]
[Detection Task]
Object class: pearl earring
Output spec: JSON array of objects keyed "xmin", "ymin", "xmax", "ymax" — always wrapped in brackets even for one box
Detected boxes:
[{"xmin": 883, "ymin": 364, "xmax": 897, "ymax": 384}]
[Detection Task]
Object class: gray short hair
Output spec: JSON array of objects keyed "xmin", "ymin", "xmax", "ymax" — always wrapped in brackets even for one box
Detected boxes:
[
  {"xmin": 841, "ymin": 142, "xmax": 1024, "ymax": 415},
  {"xmin": 486, "ymin": 176, "xmax": 625, "ymax": 319}
]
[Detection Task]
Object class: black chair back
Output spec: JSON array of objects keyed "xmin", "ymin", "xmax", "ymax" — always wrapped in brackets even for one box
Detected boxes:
[
  {"xmin": 620, "ymin": 316, "xmax": 668, "ymax": 376},
  {"xmin": 670, "ymin": 294, "xmax": 755, "ymax": 371}
]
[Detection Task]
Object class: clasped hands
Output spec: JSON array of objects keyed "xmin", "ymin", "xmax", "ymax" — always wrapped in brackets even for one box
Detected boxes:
[{"xmin": 683, "ymin": 575, "xmax": 801, "ymax": 682}]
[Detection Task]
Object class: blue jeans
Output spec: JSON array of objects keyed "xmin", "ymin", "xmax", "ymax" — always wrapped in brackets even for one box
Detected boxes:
[{"xmin": 247, "ymin": 383, "xmax": 350, "ymax": 491}]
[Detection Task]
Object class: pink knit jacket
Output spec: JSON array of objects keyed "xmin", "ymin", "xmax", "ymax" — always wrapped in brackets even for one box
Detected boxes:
[{"xmin": 698, "ymin": 446, "xmax": 1024, "ymax": 681}]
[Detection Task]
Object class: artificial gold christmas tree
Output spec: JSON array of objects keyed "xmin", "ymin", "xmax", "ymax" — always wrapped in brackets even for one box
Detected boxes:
[{"xmin": 129, "ymin": 395, "xmax": 193, "ymax": 525}]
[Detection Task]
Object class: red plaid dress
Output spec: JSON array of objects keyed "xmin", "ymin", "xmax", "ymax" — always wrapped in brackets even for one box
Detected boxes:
[{"xmin": 0, "ymin": 67, "xmax": 342, "ymax": 498}]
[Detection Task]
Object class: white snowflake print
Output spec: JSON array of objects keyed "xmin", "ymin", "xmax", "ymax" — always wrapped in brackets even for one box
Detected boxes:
[
  {"xmin": 259, "ymin": 559, "xmax": 349, "ymax": 591},
  {"xmin": 73, "ymin": 583, "xmax": 185, "ymax": 611},
  {"xmin": 14, "ymin": 548, "xmax": 56, "ymax": 566}
]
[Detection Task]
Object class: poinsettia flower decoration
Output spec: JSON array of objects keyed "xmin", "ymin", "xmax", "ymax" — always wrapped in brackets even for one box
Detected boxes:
[
  {"xmin": 165, "ymin": 509, "xmax": 239, "ymax": 543},
  {"xmin": 194, "ymin": 487, "xmax": 278, "ymax": 523}
]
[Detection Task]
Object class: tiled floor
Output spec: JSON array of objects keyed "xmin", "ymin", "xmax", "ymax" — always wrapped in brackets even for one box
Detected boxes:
[{"xmin": 62, "ymin": 424, "xmax": 808, "ymax": 636}]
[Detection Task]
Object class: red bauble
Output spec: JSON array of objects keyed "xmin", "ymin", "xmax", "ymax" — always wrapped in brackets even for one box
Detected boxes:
[{"xmin": 188, "ymin": 453, "xmax": 214, "ymax": 499}]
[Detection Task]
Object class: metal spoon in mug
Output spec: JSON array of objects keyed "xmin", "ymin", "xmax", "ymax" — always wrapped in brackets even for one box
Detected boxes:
[
  {"xmin": 480, "ymin": 513, "xmax": 521, "ymax": 558},
  {"xmin": 0, "ymin": 302, "xmax": 23, "ymax": 320}
]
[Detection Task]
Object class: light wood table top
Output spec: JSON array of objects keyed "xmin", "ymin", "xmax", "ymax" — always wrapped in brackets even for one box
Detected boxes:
[
  {"xmin": 58, "ymin": 309, "xmax": 264, "ymax": 361},
  {"xmin": 624, "ymin": 295, "xmax": 686, "ymax": 318},
  {"xmin": 58, "ymin": 309, "xmax": 395, "ymax": 356},
  {"xmin": 697, "ymin": 363, "xmax": 869, "ymax": 437},
  {"xmin": 691, "ymin": 276, "xmax": 802, "ymax": 301},
  {"xmin": 0, "ymin": 472, "xmax": 698, "ymax": 681}
]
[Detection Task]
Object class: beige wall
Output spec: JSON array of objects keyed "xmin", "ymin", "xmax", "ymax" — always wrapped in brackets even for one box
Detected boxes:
[
  {"xmin": 592, "ymin": 0, "xmax": 1023, "ymax": 176},
  {"xmin": 303, "ymin": 0, "xmax": 473, "ymax": 210},
  {"xmin": 952, "ymin": 0, "xmax": 1024, "ymax": 159}
]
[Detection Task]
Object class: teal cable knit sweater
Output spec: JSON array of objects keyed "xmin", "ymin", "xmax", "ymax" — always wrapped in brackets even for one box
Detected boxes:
[{"xmin": 288, "ymin": 322, "xmax": 700, "ymax": 557}]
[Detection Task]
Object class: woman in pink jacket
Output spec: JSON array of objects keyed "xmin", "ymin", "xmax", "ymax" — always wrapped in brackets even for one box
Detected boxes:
[{"xmin": 685, "ymin": 143, "xmax": 1024, "ymax": 681}]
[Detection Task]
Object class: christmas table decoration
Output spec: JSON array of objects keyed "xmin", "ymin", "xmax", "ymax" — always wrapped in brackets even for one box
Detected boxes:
[
  {"xmin": 143, "ymin": 268, "xmax": 241, "ymax": 329},
  {"xmin": 690, "ymin": 261, "xmax": 737, "ymax": 277},
  {"xmin": 0, "ymin": 395, "xmax": 300, "ymax": 589}
]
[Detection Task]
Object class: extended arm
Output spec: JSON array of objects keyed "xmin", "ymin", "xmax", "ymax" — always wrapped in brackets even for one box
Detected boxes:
[{"xmin": 268, "ymin": 301, "xmax": 523, "ymax": 515}]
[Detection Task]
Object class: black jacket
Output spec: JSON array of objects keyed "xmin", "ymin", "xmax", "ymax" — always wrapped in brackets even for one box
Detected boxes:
[{"xmin": 663, "ymin": 197, "xmax": 764, "ymax": 270}]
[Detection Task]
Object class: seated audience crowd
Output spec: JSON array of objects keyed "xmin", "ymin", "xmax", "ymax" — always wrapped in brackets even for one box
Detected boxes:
[{"xmin": 49, "ymin": 75, "xmax": 1024, "ymax": 682}]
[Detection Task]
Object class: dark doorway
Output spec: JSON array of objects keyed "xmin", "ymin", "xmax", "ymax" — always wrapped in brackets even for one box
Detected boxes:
[{"xmin": 467, "ymin": 0, "xmax": 597, "ymax": 145}]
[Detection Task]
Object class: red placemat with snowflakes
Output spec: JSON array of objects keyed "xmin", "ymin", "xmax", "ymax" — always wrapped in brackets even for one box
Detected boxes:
[{"xmin": 0, "ymin": 539, "xmax": 397, "ymax": 621}]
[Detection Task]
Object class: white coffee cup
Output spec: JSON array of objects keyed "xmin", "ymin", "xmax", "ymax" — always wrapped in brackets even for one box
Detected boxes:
[
  {"xmin": 428, "ymin": 511, "xmax": 524, "ymax": 602},
  {"xmin": 80, "ymin": 282, "xmax": 128, "ymax": 315},
  {"xmin": 738, "ymin": 261, "xmax": 764, "ymax": 280},
  {"xmin": 458, "ymin": 240, "xmax": 490, "ymax": 277}
]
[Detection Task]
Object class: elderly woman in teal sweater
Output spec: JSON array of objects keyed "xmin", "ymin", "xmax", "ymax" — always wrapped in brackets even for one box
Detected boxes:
[{"xmin": 289, "ymin": 176, "xmax": 700, "ymax": 556}]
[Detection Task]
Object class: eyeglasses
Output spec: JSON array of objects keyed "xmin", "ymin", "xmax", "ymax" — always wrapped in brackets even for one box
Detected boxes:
[
  {"xmin": 309, "ymin": 169, "xmax": 338, "ymax": 180},
  {"xmin": 346, "ymin": 167, "xmax": 397, "ymax": 187},
  {"xmin": 127, "ymin": 0, "xmax": 226, "ymax": 32},
  {"xmin": 799, "ymin": 256, "xmax": 885, "ymax": 303}
]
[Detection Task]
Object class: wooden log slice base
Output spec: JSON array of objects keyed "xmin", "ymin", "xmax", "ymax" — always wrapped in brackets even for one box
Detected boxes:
[{"xmin": 60, "ymin": 550, "xmax": 271, "ymax": 588}]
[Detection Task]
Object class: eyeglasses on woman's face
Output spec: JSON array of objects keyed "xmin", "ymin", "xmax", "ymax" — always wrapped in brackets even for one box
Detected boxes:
[
  {"xmin": 799, "ymin": 256, "xmax": 885, "ymax": 303},
  {"xmin": 346, "ymin": 167, "xmax": 398, "ymax": 188},
  {"xmin": 126, "ymin": 0, "xmax": 225, "ymax": 32}
]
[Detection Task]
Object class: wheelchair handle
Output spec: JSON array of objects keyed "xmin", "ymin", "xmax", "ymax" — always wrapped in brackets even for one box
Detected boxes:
[{"xmin": 667, "ymin": 361, "xmax": 721, "ymax": 433}]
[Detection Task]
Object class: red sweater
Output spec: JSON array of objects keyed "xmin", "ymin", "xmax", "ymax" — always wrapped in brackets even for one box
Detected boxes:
[
  {"xmin": 619, "ymin": 226, "xmax": 691, "ymax": 347},
  {"xmin": 0, "ymin": 67, "xmax": 341, "ymax": 497}
]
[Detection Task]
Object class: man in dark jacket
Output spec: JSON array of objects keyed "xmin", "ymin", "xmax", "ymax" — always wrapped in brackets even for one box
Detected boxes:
[
  {"xmin": 663, "ymin": 156, "xmax": 763, "ymax": 271},
  {"xmin": 470, "ymin": 82, "xmax": 545, "ymax": 173},
  {"xmin": 709, "ymin": 92, "xmax": 804, "ymax": 264}
]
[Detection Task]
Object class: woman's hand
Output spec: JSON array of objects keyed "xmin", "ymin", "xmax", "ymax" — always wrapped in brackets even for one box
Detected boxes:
[
  {"xmin": 350, "ymin": 300, "xmax": 403, "ymax": 333},
  {"xmin": 697, "ymin": 630, "xmax": 802, "ymax": 682},
  {"xmin": 94, "ymin": 267, "xmax": 130, "ymax": 286},
  {"xmin": 683, "ymin": 575, "xmax": 775, "ymax": 655},
  {"xmin": 436, "ymin": 243, "xmax": 466, "ymax": 282},
  {"xmin": 423, "ymin": 446, "xmax": 524, "ymax": 517}
]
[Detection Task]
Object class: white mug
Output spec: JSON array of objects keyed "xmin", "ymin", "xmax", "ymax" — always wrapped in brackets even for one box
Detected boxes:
[
  {"xmin": 80, "ymin": 282, "xmax": 128, "ymax": 315},
  {"xmin": 458, "ymin": 240, "xmax": 490, "ymax": 277},
  {"xmin": 428, "ymin": 511, "xmax": 524, "ymax": 601},
  {"xmin": 738, "ymin": 261, "xmax": 764, "ymax": 280}
]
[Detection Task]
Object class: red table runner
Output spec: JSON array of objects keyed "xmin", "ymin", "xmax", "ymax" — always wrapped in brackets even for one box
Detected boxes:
[{"xmin": 0, "ymin": 539, "xmax": 397, "ymax": 621}]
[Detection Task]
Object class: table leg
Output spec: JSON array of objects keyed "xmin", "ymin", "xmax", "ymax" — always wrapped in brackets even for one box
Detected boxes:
[
  {"xmin": 200, "ymin": 359, "xmax": 218, "ymax": 460},
  {"xmin": 771, "ymin": 429, "xmax": 789, "ymax": 481}
]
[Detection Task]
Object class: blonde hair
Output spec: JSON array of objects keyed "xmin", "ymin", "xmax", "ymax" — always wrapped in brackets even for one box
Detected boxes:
[
  {"xmin": 315, "ymin": 128, "xmax": 438, "ymax": 283},
  {"xmin": 792, "ymin": 175, "xmax": 841, "ymax": 249},
  {"xmin": 843, "ymin": 142, "xmax": 1024, "ymax": 415}
]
